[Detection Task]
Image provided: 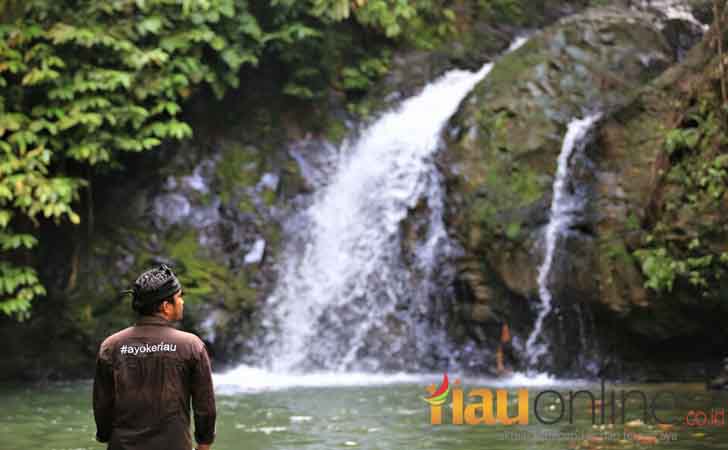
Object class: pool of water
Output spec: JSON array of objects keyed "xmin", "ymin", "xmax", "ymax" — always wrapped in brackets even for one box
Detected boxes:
[{"xmin": 1, "ymin": 370, "xmax": 728, "ymax": 450}]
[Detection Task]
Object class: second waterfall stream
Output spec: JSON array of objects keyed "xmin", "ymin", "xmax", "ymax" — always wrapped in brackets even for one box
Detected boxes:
[{"xmin": 525, "ymin": 114, "xmax": 602, "ymax": 368}]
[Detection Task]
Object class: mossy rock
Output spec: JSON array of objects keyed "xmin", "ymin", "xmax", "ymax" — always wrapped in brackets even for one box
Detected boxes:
[
  {"xmin": 590, "ymin": 33, "xmax": 728, "ymax": 334},
  {"xmin": 165, "ymin": 229, "xmax": 258, "ymax": 310},
  {"xmin": 444, "ymin": 6, "xmax": 674, "ymax": 298},
  {"xmin": 216, "ymin": 141, "xmax": 265, "ymax": 204}
]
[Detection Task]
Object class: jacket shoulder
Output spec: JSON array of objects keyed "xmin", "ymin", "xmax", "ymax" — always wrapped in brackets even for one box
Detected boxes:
[
  {"xmin": 98, "ymin": 326, "xmax": 134, "ymax": 359},
  {"xmin": 178, "ymin": 331, "xmax": 211, "ymax": 362},
  {"xmin": 175, "ymin": 329, "xmax": 206, "ymax": 350},
  {"xmin": 100, "ymin": 326, "xmax": 134, "ymax": 348}
]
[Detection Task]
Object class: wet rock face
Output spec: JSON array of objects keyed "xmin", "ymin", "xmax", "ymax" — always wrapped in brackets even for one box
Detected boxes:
[
  {"xmin": 41, "ymin": 127, "xmax": 314, "ymax": 372},
  {"xmin": 143, "ymin": 140, "xmax": 311, "ymax": 364},
  {"xmin": 365, "ymin": 0, "xmax": 593, "ymax": 120},
  {"xmin": 582, "ymin": 28, "xmax": 728, "ymax": 376},
  {"xmin": 662, "ymin": 18, "xmax": 704, "ymax": 60},
  {"xmin": 442, "ymin": 6, "xmax": 681, "ymax": 374}
]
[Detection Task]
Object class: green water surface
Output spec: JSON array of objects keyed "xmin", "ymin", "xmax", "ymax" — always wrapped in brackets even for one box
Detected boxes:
[{"xmin": 1, "ymin": 381, "xmax": 728, "ymax": 450}]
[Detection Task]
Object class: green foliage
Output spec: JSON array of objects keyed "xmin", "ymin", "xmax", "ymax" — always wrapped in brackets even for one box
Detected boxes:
[
  {"xmin": 477, "ymin": 0, "xmax": 524, "ymax": 24},
  {"xmin": 352, "ymin": 0, "xmax": 417, "ymax": 37},
  {"xmin": 0, "ymin": 0, "xmax": 271, "ymax": 316},
  {"xmin": 0, "ymin": 262, "xmax": 45, "ymax": 318},
  {"xmin": 665, "ymin": 127, "xmax": 700, "ymax": 154},
  {"xmin": 634, "ymin": 92, "xmax": 728, "ymax": 295},
  {"xmin": 0, "ymin": 0, "xmax": 464, "ymax": 318},
  {"xmin": 633, "ymin": 246, "xmax": 712, "ymax": 293},
  {"xmin": 634, "ymin": 247, "xmax": 676, "ymax": 292},
  {"xmin": 341, "ymin": 53, "xmax": 390, "ymax": 91},
  {"xmin": 310, "ymin": 0, "xmax": 447, "ymax": 40},
  {"xmin": 276, "ymin": 0, "xmax": 458, "ymax": 101},
  {"xmin": 505, "ymin": 222, "xmax": 521, "ymax": 240}
]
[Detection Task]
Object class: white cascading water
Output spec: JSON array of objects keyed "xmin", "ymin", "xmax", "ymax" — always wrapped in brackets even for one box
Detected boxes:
[
  {"xmin": 257, "ymin": 39, "xmax": 528, "ymax": 373},
  {"xmin": 215, "ymin": 4, "xmax": 709, "ymax": 388},
  {"xmin": 525, "ymin": 114, "xmax": 601, "ymax": 367},
  {"xmin": 262, "ymin": 66, "xmax": 492, "ymax": 372},
  {"xmin": 645, "ymin": 0, "xmax": 708, "ymax": 31}
]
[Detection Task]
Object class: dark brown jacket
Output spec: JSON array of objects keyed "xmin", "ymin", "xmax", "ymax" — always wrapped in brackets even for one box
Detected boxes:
[{"xmin": 93, "ymin": 316, "xmax": 216, "ymax": 450}]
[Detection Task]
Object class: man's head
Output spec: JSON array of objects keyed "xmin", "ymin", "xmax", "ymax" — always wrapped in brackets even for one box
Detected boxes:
[{"xmin": 130, "ymin": 264, "xmax": 184, "ymax": 320}]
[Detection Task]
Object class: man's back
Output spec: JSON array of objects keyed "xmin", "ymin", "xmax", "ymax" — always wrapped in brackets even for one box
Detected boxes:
[{"xmin": 94, "ymin": 315, "xmax": 216, "ymax": 450}]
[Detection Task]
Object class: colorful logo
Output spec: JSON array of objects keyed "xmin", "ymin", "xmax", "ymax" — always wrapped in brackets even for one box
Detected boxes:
[
  {"xmin": 424, "ymin": 374, "xmax": 528, "ymax": 425},
  {"xmin": 423, "ymin": 378, "xmax": 703, "ymax": 428},
  {"xmin": 423, "ymin": 373, "xmax": 450, "ymax": 406}
]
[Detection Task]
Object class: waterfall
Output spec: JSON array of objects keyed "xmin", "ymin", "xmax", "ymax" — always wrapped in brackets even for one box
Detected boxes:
[
  {"xmin": 525, "ymin": 114, "xmax": 601, "ymax": 368},
  {"xmin": 641, "ymin": 0, "xmax": 708, "ymax": 30},
  {"xmin": 257, "ymin": 38, "xmax": 529, "ymax": 373},
  {"xmin": 260, "ymin": 65, "xmax": 492, "ymax": 372}
]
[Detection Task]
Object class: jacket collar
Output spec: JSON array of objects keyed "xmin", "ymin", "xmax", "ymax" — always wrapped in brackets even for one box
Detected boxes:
[{"xmin": 136, "ymin": 315, "xmax": 175, "ymax": 327}]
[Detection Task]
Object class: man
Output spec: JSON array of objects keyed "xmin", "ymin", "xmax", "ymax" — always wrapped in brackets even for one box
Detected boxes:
[{"xmin": 93, "ymin": 264, "xmax": 216, "ymax": 450}]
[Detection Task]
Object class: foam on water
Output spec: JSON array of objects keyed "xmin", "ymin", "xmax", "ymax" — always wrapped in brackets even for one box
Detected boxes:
[{"xmin": 214, "ymin": 366, "xmax": 583, "ymax": 394}]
